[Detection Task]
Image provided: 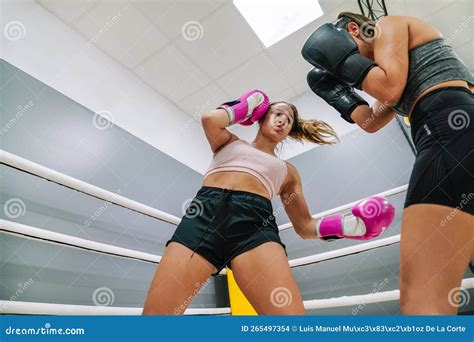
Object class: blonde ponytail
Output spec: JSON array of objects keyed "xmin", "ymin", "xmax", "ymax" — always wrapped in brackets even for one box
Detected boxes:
[
  {"xmin": 269, "ymin": 101, "xmax": 339, "ymax": 145},
  {"xmin": 291, "ymin": 118, "xmax": 339, "ymax": 145}
]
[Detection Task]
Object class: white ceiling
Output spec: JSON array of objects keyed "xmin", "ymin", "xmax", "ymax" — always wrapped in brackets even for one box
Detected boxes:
[{"xmin": 36, "ymin": 0, "xmax": 473, "ymax": 132}]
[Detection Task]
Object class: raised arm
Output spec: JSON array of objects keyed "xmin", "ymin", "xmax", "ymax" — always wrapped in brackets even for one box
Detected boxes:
[
  {"xmin": 302, "ymin": 18, "xmax": 407, "ymax": 133},
  {"xmin": 361, "ymin": 17, "xmax": 409, "ymax": 105},
  {"xmin": 201, "ymin": 109, "xmax": 235, "ymax": 153},
  {"xmin": 351, "ymin": 17, "xmax": 408, "ymax": 132},
  {"xmin": 201, "ymin": 89, "xmax": 269, "ymax": 153},
  {"xmin": 306, "ymin": 66, "xmax": 396, "ymax": 134},
  {"xmin": 350, "ymin": 100, "xmax": 397, "ymax": 133}
]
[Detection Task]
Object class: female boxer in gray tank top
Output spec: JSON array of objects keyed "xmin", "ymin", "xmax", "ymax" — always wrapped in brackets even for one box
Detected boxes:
[{"xmin": 303, "ymin": 12, "xmax": 474, "ymax": 315}]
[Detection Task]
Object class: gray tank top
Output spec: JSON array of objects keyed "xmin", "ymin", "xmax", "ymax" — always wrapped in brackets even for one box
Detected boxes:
[{"xmin": 393, "ymin": 39, "xmax": 474, "ymax": 116}]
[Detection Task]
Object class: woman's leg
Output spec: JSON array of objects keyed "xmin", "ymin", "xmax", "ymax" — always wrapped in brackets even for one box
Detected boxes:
[
  {"xmin": 230, "ymin": 242, "xmax": 306, "ymax": 315},
  {"xmin": 142, "ymin": 242, "xmax": 218, "ymax": 315},
  {"xmin": 400, "ymin": 204, "xmax": 474, "ymax": 315}
]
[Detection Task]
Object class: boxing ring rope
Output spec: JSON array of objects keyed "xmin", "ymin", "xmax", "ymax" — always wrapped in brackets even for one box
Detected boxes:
[
  {"xmin": 1, "ymin": 149, "xmax": 406, "ymax": 232},
  {"xmin": 0, "ymin": 219, "xmax": 162, "ymax": 264},
  {"xmin": 1, "ymin": 219, "xmax": 400, "ymax": 272},
  {"xmin": 0, "ymin": 300, "xmax": 231, "ymax": 316},
  {"xmin": 1, "ymin": 150, "xmax": 181, "ymax": 226},
  {"xmin": 0, "ymin": 219, "xmax": 230, "ymax": 275},
  {"xmin": 1, "ymin": 150, "xmax": 407, "ymax": 272},
  {"xmin": 2, "ymin": 277, "xmax": 474, "ymax": 315},
  {"xmin": 1, "ymin": 150, "xmax": 416, "ymax": 314},
  {"xmin": 278, "ymin": 184, "xmax": 408, "ymax": 231},
  {"xmin": 289, "ymin": 234, "xmax": 400, "ymax": 268},
  {"xmin": 304, "ymin": 277, "xmax": 474, "ymax": 310}
]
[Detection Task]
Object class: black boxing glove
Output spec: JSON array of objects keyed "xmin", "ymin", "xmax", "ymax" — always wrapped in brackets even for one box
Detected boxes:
[
  {"xmin": 307, "ymin": 67, "xmax": 368, "ymax": 124},
  {"xmin": 302, "ymin": 23, "xmax": 376, "ymax": 90}
]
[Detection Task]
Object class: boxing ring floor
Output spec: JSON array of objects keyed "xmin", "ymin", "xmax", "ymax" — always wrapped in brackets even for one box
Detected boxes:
[{"xmin": 1, "ymin": 150, "xmax": 473, "ymax": 315}]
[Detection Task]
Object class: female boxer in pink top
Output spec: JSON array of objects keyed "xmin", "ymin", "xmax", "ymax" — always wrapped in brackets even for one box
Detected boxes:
[{"xmin": 143, "ymin": 90, "xmax": 395, "ymax": 315}]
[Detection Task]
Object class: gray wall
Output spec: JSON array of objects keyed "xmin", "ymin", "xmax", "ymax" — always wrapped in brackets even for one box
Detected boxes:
[
  {"xmin": 0, "ymin": 59, "xmax": 227, "ymax": 309},
  {"xmin": 2, "ymin": 59, "xmax": 472, "ymax": 315}
]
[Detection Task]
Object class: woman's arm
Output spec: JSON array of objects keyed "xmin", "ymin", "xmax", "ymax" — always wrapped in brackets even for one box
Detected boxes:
[
  {"xmin": 280, "ymin": 163, "xmax": 396, "ymax": 240},
  {"xmin": 351, "ymin": 100, "xmax": 397, "ymax": 133},
  {"xmin": 280, "ymin": 163, "xmax": 318, "ymax": 239},
  {"xmin": 201, "ymin": 90, "xmax": 269, "ymax": 152},
  {"xmin": 201, "ymin": 109, "xmax": 237, "ymax": 153},
  {"xmin": 349, "ymin": 17, "xmax": 407, "ymax": 132},
  {"xmin": 361, "ymin": 17, "xmax": 409, "ymax": 104}
]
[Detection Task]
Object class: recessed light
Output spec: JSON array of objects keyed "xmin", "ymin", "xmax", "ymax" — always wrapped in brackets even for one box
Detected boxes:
[{"xmin": 234, "ymin": 0, "xmax": 323, "ymax": 47}]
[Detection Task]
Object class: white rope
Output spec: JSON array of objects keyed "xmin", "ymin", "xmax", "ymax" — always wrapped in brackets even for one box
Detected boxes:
[
  {"xmin": 5, "ymin": 151, "xmax": 462, "ymax": 314},
  {"xmin": 3, "ymin": 277, "xmax": 473, "ymax": 314},
  {"xmin": 278, "ymin": 184, "xmax": 408, "ymax": 231},
  {"xmin": 0, "ymin": 219, "xmax": 162, "ymax": 263},
  {"xmin": 305, "ymin": 290, "xmax": 400, "ymax": 309},
  {"xmin": 1, "ymin": 150, "xmax": 408, "ymax": 275},
  {"xmin": 0, "ymin": 300, "xmax": 230, "ymax": 316},
  {"xmin": 2, "ymin": 220, "xmax": 399, "ymax": 274},
  {"xmin": 289, "ymin": 235, "xmax": 400, "ymax": 268},
  {"xmin": 0, "ymin": 219, "xmax": 227, "ymax": 276},
  {"xmin": 1, "ymin": 150, "xmax": 181, "ymax": 225},
  {"xmin": 2, "ymin": 149, "xmax": 407, "ymax": 232},
  {"xmin": 304, "ymin": 277, "xmax": 474, "ymax": 310}
]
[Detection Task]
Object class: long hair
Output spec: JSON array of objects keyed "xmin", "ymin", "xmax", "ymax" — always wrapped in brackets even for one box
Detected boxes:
[{"xmin": 263, "ymin": 101, "xmax": 339, "ymax": 145}]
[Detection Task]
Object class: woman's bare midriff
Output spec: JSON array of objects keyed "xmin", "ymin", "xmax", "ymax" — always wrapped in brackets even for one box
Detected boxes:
[{"xmin": 202, "ymin": 171, "xmax": 272, "ymax": 200}]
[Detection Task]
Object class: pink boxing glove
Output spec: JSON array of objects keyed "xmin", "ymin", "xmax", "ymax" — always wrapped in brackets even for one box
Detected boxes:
[
  {"xmin": 316, "ymin": 197, "xmax": 395, "ymax": 240},
  {"xmin": 218, "ymin": 89, "xmax": 269, "ymax": 126}
]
